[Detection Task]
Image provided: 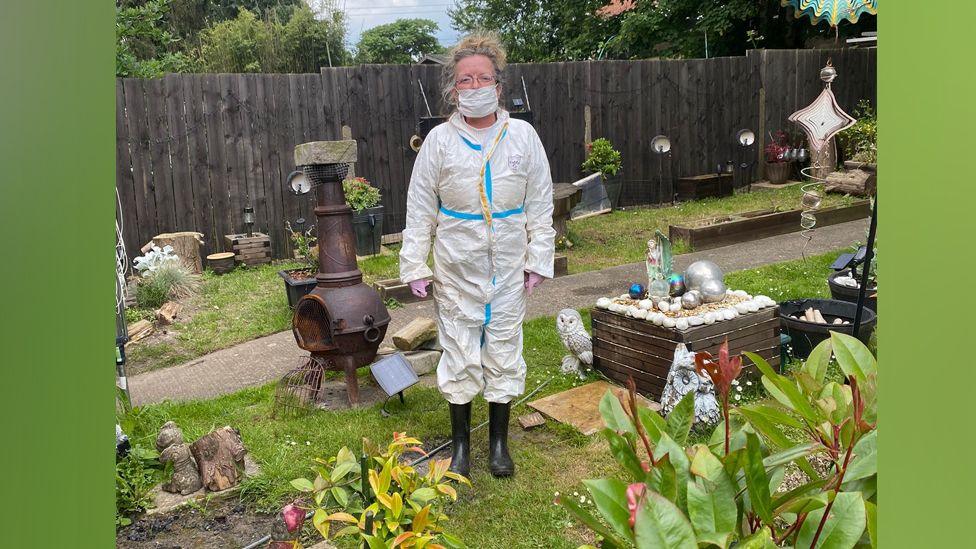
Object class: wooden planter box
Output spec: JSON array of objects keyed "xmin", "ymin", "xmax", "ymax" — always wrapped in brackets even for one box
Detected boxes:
[
  {"xmin": 668, "ymin": 200, "xmax": 871, "ymax": 251},
  {"xmin": 675, "ymin": 173, "xmax": 734, "ymax": 201},
  {"xmin": 591, "ymin": 307, "xmax": 781, "ymax": 401},
  {"xmin": 224, "ymin": 233, "xmax": 272, "ymax": 266}
]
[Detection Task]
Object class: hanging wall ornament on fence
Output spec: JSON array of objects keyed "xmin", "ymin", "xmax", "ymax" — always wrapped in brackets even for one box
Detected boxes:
[{"xmin": 789, "ymin": 60, "xmax": 857, "ymax": 256}]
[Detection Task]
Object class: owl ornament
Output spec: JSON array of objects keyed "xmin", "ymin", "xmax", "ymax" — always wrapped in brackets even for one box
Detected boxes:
[
  {"xmin": 660, "ymin": 344, "xmax": 720, "ymax": 425},
  {"xmin": 556, "ymin": 309, "xmax": 593, "ymax": 379}
]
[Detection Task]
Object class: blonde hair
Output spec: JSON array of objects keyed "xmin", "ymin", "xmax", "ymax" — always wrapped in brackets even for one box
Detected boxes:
[{"xmin": 440, "ymin": 32, "xmax": 508, "ymax": 112}]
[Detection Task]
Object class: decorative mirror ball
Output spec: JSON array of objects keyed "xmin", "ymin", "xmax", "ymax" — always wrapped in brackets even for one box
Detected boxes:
[
  {"xmin": 681, "ymin": 291, "xmax": 702, "ymax": 309},
  {"xmin": 684, "ymin": 260, "xmax": 725, "ymax": 292},
  {"xmin": 668, "ymin": 273, "xmax": 686, "ymax": 296},
  {"xmin": 648, "ymin": 279, "xmax": 670, "ymax": 298},
  {"xmin": 699, "ymin": 278, "xmax": 727, "ymax": 303},
  {"xmin": 629, "ymin": 283, "xmax": 646, "ymax": 300}
]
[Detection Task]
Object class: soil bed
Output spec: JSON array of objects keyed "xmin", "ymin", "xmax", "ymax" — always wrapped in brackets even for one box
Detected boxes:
[{"xmin": 117, "ymin": 498, "xmax": 274, "ymax": 549}]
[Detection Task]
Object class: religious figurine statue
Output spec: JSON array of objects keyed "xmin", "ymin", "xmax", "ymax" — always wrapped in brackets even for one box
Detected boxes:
[
  {"xmin": 646, "ymin": 230, "xmax": 673, "ymax": 298},
  {"xmin": 156, "ymin": 421, "xmax": 202, "ymax": 495}
]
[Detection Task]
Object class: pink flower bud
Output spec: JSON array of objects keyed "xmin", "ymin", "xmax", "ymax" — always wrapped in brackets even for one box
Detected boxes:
[
  {"xmin": 281, "ymin": 503, "xmax": 305, "ymax": 533},
  {"xmin": 626, "ymin": 483, "xmax": 646, "ymax": 528}
]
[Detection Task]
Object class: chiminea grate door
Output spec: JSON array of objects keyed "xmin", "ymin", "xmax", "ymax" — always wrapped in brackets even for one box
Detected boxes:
[{"xmin": 293, "ymin": 294, "xmax": 335, "ymax": 352}]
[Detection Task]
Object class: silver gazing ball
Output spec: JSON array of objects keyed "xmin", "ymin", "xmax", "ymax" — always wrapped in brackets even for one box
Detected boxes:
[
  {"xmin": 699, "ymin": 279, "xmax": 728, "ymax": 303},
  {"xmin": 820, "ymin": 64, "xmax": 838, "ymax": 83},
  {"xmin": 681, "ymin": 291, "xmax": 702, "ymax": 309},
  {"xmin": 683, "ymin": 260, "xmax": 725, "ymax": 292}
]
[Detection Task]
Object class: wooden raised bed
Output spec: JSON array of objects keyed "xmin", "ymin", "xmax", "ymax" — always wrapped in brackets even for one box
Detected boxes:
[
  {"xmin": 591, "ymin": 307, "xmax": 780, "ymax": 401},
  {"xmin": 668, "ymin": 200, "xmax": 871, "ymax": 251},
  {"xmin": 675, "ymin": 173, "xmax": 734, "ymax": 201}
]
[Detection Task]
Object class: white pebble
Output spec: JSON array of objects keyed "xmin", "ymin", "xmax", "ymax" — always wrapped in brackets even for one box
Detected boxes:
[
  {"xmin": 638, "ymin": 299, "xmax": 654, "ymax": 310},
  {"xmin": 688, "ymin": 315, "xmax": 704, "ymax": 326},
  {"xmin": 663, "ymin": 316, "xmax": 676, "ymax": 328},
  {"xmin": 620, "ymin": 293, "xmax": 631, "ymax": 300},
  {"xmin": 745, "ymin": 301, "xmax": 759, "ymax": 312},
  {"xmin": 735, "ymin": 303, "xmax": 750, "ymax": 314},
  {"xmin": 723, "ymin": 309, "xmax": 736, "ymax": 320},
  {"xmin": 675, "ymin": 318, "xmax": 689, "ymax": 330},
  {"xmin": 651, "ymin": 313, "xmax": 664, "ymax": 325},
  {"xmin": 634, "ymin": 308, "xmax": 648, "ymax": 319},
  {"xmin": 596, "ymin": 297, "xmax": 612, "ymax": 309},
  {"xmin": 658, "ymin": 300, "xmax": 670, "ymax": 312},
  {"xmin": 629, "ymin": 305, "xmax": 642, "ymax": 317},
  {"xmin": 669, "ymin": 302, "xmax": 683, "ymax": 313},
  {"xmin": 704, "ymin": 312, "xmax": 716, "ymax": 324}
]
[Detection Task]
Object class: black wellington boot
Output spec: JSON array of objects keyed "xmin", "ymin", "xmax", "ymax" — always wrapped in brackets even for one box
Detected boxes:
[
  {"xmin": 488, "ymin": 402, "xmax": 515, "ymax": 477},
  {"xmin": 447, "ymin": 402, "xmax": 471, "ymax": 479}
]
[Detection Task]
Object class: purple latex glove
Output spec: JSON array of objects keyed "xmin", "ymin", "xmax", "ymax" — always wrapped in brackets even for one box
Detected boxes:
[
  {"xmin": 524, "ymin": 271, "xmax": 545, "ymax": 296},
  {"xmin": 408, "ymin": 279, "xmax": 431, "ymax": 298}
]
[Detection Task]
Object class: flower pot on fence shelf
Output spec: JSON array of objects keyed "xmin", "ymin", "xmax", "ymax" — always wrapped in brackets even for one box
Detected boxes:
[
  {"xmin": 351, "ymin": 205, "xmax": 384, "ymax": 257},
  {"xmin": 277, "ymin": 268, "xmax": 317, "ymax": 309},
  {"xmin": 765, "ymin": 161, "xmax": 790, "ymax": 184},
  {"xmin": 828, "ymin": 269, "xmax": 877, "ymax": 314}
]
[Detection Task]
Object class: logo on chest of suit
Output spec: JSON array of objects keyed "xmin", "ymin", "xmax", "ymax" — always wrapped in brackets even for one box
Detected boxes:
[{"xmin": 508, "ymin": 153, "xmax": 523, "ymax": 171}]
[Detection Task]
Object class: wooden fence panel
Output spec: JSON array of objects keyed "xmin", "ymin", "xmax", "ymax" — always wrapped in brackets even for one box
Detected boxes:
[{"xmin": 116, "ymin": 49, "xmax": 877, "ymax": 262}]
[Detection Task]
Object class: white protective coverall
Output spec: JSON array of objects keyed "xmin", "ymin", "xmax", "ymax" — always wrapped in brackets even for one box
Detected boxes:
[{"xmin": 399, "ymin": 109, "xmax": 555, "ymax": 404}]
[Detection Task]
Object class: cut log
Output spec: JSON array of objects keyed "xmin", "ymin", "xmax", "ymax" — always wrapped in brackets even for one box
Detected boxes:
[
  {"xmin": 156, "ymin": 302, "xmax": 183, "ymax": 325},
  {"xmin": 825, "ymin": 169, "xmax": 876, "ymax": 197},
  {"xmin": 392, "ymin": 317, "xmax": 438, "ymax": 351},
  {"xmin": 189, "ymin": 426, "xmax": 247, "ymax": 492},
  {"xmin": 146, "ymin": 232, "xmax": 206, "ymax": 273},
  {"xmin": 127, "ymin": 320, "xmax": 154, "ymax": 343}
]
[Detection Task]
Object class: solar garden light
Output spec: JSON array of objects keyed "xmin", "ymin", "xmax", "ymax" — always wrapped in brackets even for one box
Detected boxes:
[
  {"xmin": 651, "ymin": 135, "xmax": 674, "ymax": 203},
  {"xmin": 369, "ymin": 353, "xmax": 420, "ymax": 417},
  {"xmin": 736, "ymin": 129, "xmax": 757, "ymax": 191},
  {"xmin": 243, "ymin": 206, "xmax": 255, "ymax": 237},
  {"xmin": 287, "ymin": 169, "xmax": 311, "ymax": 195}
]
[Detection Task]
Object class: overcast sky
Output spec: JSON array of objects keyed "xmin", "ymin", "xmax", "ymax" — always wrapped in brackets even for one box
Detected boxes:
[{"xmin": 332, "ymin": 0, "xmax": 462, "ymax": 51}]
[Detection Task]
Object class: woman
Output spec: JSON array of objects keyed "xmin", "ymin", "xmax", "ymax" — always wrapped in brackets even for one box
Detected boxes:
[{"xmin": 399, "ymin": 33, "xmax": 555, "ymax": 479}]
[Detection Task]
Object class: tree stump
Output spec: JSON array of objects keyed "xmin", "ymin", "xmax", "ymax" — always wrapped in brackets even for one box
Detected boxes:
[
  {"xmin": 189, "ymin": 426, "xmax": 247, "ymax": 492},
  {"xmin": 143, "ymin": 232, "xmax": 205, "ymax": 273},
  {"xmin": 127, "ymin": 320, "xmax": 153, "ymax": 343},
  {"xmin": 392, "ymin": 317, "xmax": 438, "ymax": 351}
]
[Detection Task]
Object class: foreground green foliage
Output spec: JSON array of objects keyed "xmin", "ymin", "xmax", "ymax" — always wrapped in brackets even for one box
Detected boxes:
[
  {"xmin": 559, "ymin": 332, "xmax": 877, "ymax": 548},
  {"xmin": 116, "ymin": 445, "xmax": 163, "ymax": 526},
  {"xmin": 295, "ymin": 434, "xmax": 469, "ymax": 548}
]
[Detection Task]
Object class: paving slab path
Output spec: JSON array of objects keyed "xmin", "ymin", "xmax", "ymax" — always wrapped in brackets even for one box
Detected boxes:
[{"xmin": 128, "ymin": 219, "xmax": 868, "ymax": 406}]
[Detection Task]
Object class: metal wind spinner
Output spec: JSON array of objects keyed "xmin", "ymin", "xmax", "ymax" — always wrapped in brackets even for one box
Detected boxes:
[{"xmin": 789, "ymin": 60, "xmax": 857, "ymax": 255}]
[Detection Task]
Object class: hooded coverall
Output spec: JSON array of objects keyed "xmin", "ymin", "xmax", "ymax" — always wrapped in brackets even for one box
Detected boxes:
[{"xmin": 399, "ymin": 109, "xmax": 555, "ymax": 404}]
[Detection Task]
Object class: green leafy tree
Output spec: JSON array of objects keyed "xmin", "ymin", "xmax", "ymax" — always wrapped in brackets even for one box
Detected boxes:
[
  {"xmin": 116, "ymin": 0, "xmax": 195, "ymax": 77},
  {"xmin": 355, "ymin": 18, "xmax": 442, "ymax": 64},
  {"xmin": 197, "ymin": 4, "xmax": 348, "ymax": 73}
]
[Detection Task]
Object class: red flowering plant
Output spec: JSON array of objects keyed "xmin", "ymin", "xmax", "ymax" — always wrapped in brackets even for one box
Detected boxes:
[
  {"xmin": 557, "ymin": 332, "xmax": 878, "ymax": 548},
  {"xmin": 694, "ymin": 338, "xmax": 743, "ymax": 456},
  {"xmin": 764, "ymin": 130, "xmax": 791, "ymax": 163}
]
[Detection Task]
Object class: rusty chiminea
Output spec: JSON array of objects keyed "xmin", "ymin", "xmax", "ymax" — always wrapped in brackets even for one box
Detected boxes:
[{"xmin": 290, "ymin": 140, "xmax": 390, "ymax": 406}]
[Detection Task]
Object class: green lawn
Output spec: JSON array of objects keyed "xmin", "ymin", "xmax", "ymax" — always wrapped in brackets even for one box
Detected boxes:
[
  {"xmin": 125, "ymin": 187, "xmax": 851, "ymax": 374},
  {"xmin": 121, "ymin": 251, "xmax": 847, "ymax": 547}
]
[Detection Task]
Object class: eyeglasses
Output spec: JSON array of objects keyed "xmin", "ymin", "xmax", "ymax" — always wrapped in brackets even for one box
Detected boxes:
[{"xmin": 455, "ymin": 74, "xmax": 496, "ymax": 88}]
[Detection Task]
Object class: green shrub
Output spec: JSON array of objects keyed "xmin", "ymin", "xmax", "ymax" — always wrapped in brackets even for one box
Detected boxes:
[
  {"xmin": 136, "ymin": 263, "xmax": 201, "ymax": 308},
  {"xmin": 116, "ymin": 446, "xmax": 161, "ymax": 527},
  {"xmin": 582, "ymin": 137, "xmax": 623, "ymax": 177},
  {"xmin": 343, "ymin": 176, "xmax": 382, "ymax": 212},
  {"xmin": 838, "ymin": 100, "xmax": 877, "ymax": 164}
]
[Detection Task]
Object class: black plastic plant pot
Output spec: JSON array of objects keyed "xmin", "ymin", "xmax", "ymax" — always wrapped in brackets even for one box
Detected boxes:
[
  {"xmin": 778, "ymin": 298, "xmax": 877, "ymax": 360},
  {"xmin": 278, "ymin": 268, "xmax": 317, "ymax": 308},
  {"xmin": 351, "ymin": 205, "xmax": 384, "ymax": 257},
  {"xmin": 828, "ymin": 269, "xmax": 877, "ymax": 314},
  {"xmin": 604, "ymin": 175, "xmax": 624, "ymax": 210}
]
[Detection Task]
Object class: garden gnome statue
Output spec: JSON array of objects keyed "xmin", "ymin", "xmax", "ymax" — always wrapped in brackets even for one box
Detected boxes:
[
  {"xmin": 661, "ymin": 344, "xmax": 720, "ymax": 425},
  {"xmin": 646, "ymin": 230, "xmax": 673, "ymax": 298},
  {"xmin": 155, "ymin": 421, "xmax": 202, "ymax": 495}
]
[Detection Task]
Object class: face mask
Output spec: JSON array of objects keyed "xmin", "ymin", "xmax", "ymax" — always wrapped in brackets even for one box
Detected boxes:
[{"xmin": 457, "ymin": 85, "xmax": 498, "ymax": 118}]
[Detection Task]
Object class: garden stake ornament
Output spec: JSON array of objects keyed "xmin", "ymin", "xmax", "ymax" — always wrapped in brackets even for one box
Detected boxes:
[{"xmin": 789, "ymin": 60, "xmax": 857, "ymax": 257}]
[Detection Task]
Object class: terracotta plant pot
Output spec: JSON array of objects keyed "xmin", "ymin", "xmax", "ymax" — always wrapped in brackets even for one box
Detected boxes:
[{"xmin": 765, "ymin": 161, "xmax": 790, "ymax": 184}]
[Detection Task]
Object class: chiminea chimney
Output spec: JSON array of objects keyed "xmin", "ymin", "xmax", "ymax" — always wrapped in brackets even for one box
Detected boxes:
[{"xmin": 290, "ymin": 140, "xmax": 391, "ymax": 405}]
